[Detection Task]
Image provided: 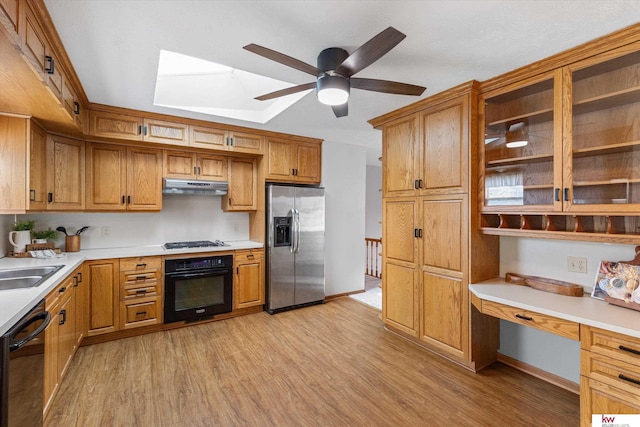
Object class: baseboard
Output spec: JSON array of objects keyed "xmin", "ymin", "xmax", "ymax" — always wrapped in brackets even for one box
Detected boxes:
[
  {"xmin": 325, "ymin": 290, "xmax": 365, "ymax": 301},
  {"xmin": 497, "ymin": 352, "xmax": 579, "ymax": 395}
]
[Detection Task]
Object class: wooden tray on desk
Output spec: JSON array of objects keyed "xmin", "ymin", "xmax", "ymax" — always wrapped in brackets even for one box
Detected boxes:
[{"xmin": 505, "ymin": 272, "xmax": 584, "ymax": 297}]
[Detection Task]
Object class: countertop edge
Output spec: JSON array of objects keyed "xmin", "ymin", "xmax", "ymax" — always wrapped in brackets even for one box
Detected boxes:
[
  {"xmin": 470, "ymin": 279, "xmax": 640, "ymax": 340},
  {"xmin": 0, "ymin": 241, "xmax": 263, "ymax": 335}
]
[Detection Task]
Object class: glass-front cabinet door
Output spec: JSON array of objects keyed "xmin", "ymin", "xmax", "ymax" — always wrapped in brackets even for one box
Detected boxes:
[
  {"xmin": 567, "ymin": 45, "xmax": 640, "ymax": 212},
  {"xmin": 482, "ymin": 72, "xmax": 560, "ymax": 210}
]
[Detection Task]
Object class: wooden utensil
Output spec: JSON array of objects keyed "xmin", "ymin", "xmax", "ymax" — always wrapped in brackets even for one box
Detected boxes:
[{"xmin": 505, "ymin": 272, "xmax": 584, "ymax": 297}]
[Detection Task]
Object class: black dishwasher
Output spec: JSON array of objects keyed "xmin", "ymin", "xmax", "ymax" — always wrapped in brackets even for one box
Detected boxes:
[{"xmin": 0, "ymin": 299, "xmax": 50, "ymax": 427}]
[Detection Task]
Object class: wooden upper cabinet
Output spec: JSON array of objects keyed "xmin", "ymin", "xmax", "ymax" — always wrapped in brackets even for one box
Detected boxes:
[
  {"xmin": 46, "ymin": 135, "xmax": 85, "ymax": 210},
  {"xmin": 20, "ymin": 3, "xmax": 47, "ymax": 79},
  {"xmin": 421, "ymin": 97, "xmax": 468, "ymax": 194},
  {"xmin": 126, "ymin": 147, "xmax": 163, "ymax": 211},
  {"xmin": 223, "ymin": 157, "xmax": 257, "ymax": 211},
  {"xmin": 28, "ymin": 122, "xmax": 47, "ymax": 211},
  {"xmin": 86, "ymin": 143, "xmax": 162, "ymax": 211},
  {"xmin": 163, "ymin": 151, "xmax": 228, "ymax": 181},
  {"xmin": 144, "ymin": 118, "xmax": 189, "ymax": 146},
  {"xmin": 190, "ymin": 126, "xmax": 263, "ymax": 154},
  {"xmin": 382, "ymin": 114, "xmax": 420, "ymax": 197},
  {"xmin": 0, "ymin": 0, "xmax": 20, "ymax": 34},
  {"xmin": 0, "ymin": 115, "xmax": 27, "ymax": 214},
  {"xmin": 90, "ymin": 111, "xmax": 144, "ymax": 141},
  {"xmin": 266, "ymin": 138, "xmax": 322, "ymax": 184}
]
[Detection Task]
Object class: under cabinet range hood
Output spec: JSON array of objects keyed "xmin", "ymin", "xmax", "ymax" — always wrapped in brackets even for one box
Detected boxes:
[{"xmin": 162, "ymin": 178, "xmax": 228, "ymax": 195}]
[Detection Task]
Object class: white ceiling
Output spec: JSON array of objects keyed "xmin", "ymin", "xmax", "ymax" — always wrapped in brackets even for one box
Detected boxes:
[{"xmin": 43, "ymin": 1, "xmax": 640, "ymax": 165}]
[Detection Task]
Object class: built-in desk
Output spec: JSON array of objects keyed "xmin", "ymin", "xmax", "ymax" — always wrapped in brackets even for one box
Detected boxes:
[{"xmin": 470, "ymin": 279, "xmax": 640, "ymax": 426}]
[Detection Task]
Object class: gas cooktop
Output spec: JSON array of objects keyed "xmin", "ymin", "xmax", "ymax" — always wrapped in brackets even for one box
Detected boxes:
[{"xmin": 163, "ymin": 240, "xmax": 226, "ymax": 250}]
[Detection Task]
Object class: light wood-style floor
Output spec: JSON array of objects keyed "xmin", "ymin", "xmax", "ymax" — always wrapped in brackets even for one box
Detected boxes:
[{"xmin": 45, "ymin": 298, "xmax": 579, "ymax": 427}]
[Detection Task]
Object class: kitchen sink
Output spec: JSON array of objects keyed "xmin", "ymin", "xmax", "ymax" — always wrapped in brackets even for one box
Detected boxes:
[{"xmin": 0, "ymin": 265, "xmax": 64, "ymax": 291}]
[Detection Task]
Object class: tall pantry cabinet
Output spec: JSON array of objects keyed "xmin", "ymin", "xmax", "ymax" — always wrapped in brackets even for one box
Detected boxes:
[{"xmin": 370, "ymin": 81, "xmax": 500, "ymax": 370}]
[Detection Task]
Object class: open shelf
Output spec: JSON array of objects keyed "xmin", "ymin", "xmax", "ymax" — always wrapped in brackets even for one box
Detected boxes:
[
  {"xmin": 485, "ymin": 153, "xmax": 554, "ymax": 168},
  {"xmin": 572, "ymin": 178, "xmax": 640, "ymax": 187},
  {"xmin": 573, "ymin": 86, "xmax": 640, "ymax": 116},
  {"xmin": 480, "ymin": 213, "xmax": 640, "ymax": 244},
  {"xmin": 486, "ymin": 108, "xmax": 554, "ymax": 129}
]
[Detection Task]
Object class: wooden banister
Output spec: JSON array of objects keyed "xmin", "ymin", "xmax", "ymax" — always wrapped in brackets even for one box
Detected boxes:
[{"xmin": 365, "ymin": 238, "xmax": 382, "ymax": 278}]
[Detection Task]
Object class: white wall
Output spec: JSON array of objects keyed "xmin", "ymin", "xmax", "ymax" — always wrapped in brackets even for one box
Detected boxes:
[
  {"xmin": 365, "ymin": 165, "xmax": 382, "ymax": 239},
  {"xmin": 498, "ymin": 236, "xmax": 637, "ymax": 384},
  {"xmin": 321, "ymin": 141, "xmax": 367, "ymax": 296}
]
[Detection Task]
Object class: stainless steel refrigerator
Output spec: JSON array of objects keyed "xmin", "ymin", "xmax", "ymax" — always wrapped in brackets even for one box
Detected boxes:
[{"xmin": 266, "ymin": 184, "xmax": 325, "ymax": 314}]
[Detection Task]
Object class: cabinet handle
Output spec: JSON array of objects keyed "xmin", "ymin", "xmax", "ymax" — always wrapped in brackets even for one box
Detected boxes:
[
  {"xmin": 563, "ymin": 187, "xmax": 569, "ymax": 201},
  {"xmin": 228, "ymin": 198, "xmax": 232, "ymax": 206},
  {"xmin": 618, "ymin": 374, "xmax": 640, "ymax": 386},
  {"xmin": 414, "ymin": 180, "xmax": 419, "ymax": 189},
  {"xmin": 30, "ymin": 189, "xmax": 36, "ymax": 202},
  {"xmin": 59, "ymin": 309, "xmax": 66, "ymax": 325},
  {"xmin": 136, "ymin": 311, "xmax": 147, "ymax": 316},
  {"xmin": 136, "ymin": 263, "xmax": 147, "ymax": 268},
  {"xmin": 619, "ymin": 345, "xmax": 640, "ymax": 356},
  {"xmin": 138, "ymin": 125, "xmax": 142, "ymax": 135},
  {"xmin": 247, "ymin": 254, "xmax": 254, "ymax": 259},
  {"xmin": 418, "ymin": 179, "xmax": 423, "ymax": 189},
  {"xmin": 73, "ymin": 276, "xmax": 79, "ymax": 287},
  {"xmin": 77, "ymin": 272, "xmax": 82, "ymax": 283},
  {"xmin": 236, "ymin": 267, "xmax": 239, "ymax": 275},
  {"xmin": 197, "ymin": 167, "xmax": 201, "ymax": 175},
  {"xmin": 554, "ymin": 188, "xmax": 560, "ymax": 201},
  {"xmin": 127, "ymin": 195, "xmax": 131, "ymax": 204},
  {"xmin": 73, "ymin": 102, "xmax": 80, "ymax": 115},
  {"xmin": 45, "ymin": 55, "xmax": 54, "ymax": 74},
  {"xmin": 414, "ymin": 228, "xmax": 420, "ymax": 238},
  {"xmin": 59, "ymin": 286, "xmax": 66, "ymax": 293},
  {"xmin": 136, "ymin": 275, "xmax": 147, "ymax": 281},
  {"xmin": 229, "ymin": 137, "xmax": 234, "ymax": 146},
  {"xmin": 136, "ymin": 289, "xmax": 146, "ymax": 294},
  {"xmin": 515, "ymin": 314, "xmax": 533, "ymax": 321},
  {"xmin": 122, "ymin": 195, "xmax": 125, "ymax": 204},
  {"xmin": 48, "ymin": 192, "xmax": 53, "ymax": 203},
  {"xmin": 143, "ymin": 126, "xmax": 148, "ymax": 136}
]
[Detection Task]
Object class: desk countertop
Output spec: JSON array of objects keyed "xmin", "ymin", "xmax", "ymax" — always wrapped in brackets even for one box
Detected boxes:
[{"xmin": 470, "ymin": 278, "xmax": 640, "ymax": 339}]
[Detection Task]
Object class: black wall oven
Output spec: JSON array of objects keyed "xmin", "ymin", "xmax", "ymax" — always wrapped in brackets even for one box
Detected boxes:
[{"xmin": 164, "ymin": 255, "xmax": 233, "ymax": 323}]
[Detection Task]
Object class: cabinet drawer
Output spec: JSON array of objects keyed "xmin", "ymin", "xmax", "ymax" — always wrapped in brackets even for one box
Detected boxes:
[
  {"xmin": 121, "ymin": 284, "xmax": 158, "ymax": 299},
  {"xmin": 481, "ymin": 300, "xmax": 580, "ymax": 340},
  {"xmin": 119, "ymin": 256, "xmax": 161, "ymax": 272},
  {"xmin": 120, "ymin": 297, "xmax": 160, "ymax": 329},
  {"xmin": 582, "ymin": 326, "xmax": 640, "ymax": 368},
  {"xmin": 121, "ymin": 271, "xmax": 158, "ymax": 284},
  {"xmin": 45, "ymin": 275, "xmax": 73, "ymax": 310},
  {"xmin": 582, "ymin": 350, "xmax": 640, "ymax": 398},
  {"xmin": 235, "ymin": 250, "xmax": 263, "ymax": 262}
]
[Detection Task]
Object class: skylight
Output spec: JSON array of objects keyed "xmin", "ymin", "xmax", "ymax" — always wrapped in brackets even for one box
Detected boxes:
[{"xmin": 153, "ymin": 50, "xmax": 310, "ymax": 124}]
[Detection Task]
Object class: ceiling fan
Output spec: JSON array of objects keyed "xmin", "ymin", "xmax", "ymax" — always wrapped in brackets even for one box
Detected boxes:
[{"xmin": 243, "ymin": 27, "xmax": 426, "ymax": 118}]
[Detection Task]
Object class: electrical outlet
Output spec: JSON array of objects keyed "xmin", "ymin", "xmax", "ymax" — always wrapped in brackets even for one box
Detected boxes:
[
  {"xmin": 101, "ymin": 226, "xmax": 110, "ymax": 237},
  {"xmin": 233, "ymin": 224, "xmax": 239, "ymax": 232},
  {"xmin": 567, "ymin": 256, "xmax": 587, "ymax": 273}
]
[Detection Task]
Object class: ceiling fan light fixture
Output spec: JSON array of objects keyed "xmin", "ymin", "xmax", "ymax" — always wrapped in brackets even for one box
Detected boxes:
[{"xmin": 317, "ymin": 75, "xmax": 349, "ymax": 106}]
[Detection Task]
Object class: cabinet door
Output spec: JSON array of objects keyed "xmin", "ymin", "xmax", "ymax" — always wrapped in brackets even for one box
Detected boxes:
[
  {"xmin": 144, "ymin": 118, "xmax": 189, "ymax": 146},
  {"xmin": 198, "ymin": 154, "xmax": 228, "ymax": 181},
  {"xmin": 223, "ymin": 158, "xmax": 257, "ymax": 211},
  {"xmin": 382, "ymin": 114, "xmax": 420, "ymax": 197},
  {"xmin": 90, "ymin": 111, "xmax": 144, "ymax": 141},
  {"xmin": 43, "ymin": 308, "xmax": 60, "ymax": 415},
  {"xmin": 234, "ymin": 251, "xmax": 264, "ymax": 309},
  {"xmin": 266, "ymin": 138, "xmax": 293, "ymax": 180},
  {"xmin": 86, "ymin": 260, "xmax": 119, "ymax": 336},
  {"xmin": 580, "ymin": 377, "xmax": 640, "ymax": 426},
  {"xmin": 126, "ymin": 147, "xmax": 162, "ymax": 211},
  {"xmin": 566, "ymin": 47, "xmax": 640, "ymax": 213},
  {"xmin": 21, "ymin": 4, "xmax": 47, "ymax": 79},
  {"xmin": 86, "ymin": 143, "xmax": 127, "ymax": 210},
  {"xmin": 57, "ymin": 289, "xmax": 76, "ymax": 379},
  {"xmin": 61, "ymin": 74, "xmax": 79, "ymax": 122},
  {"xmin": 46, "ymin": 135, "xmax": 85, "ymax": 210},
  {"xmin": 190, "ymin": 125, "xmax": 228, "ymax": 151},
  {"xmin": 421, "ymin": 97, "xmax": 468, "ymax": 194},
  {"xmin": 0, "ymin": 115, "xmax": 26, "ymax": 213},
  {"xmin": 295, "ymin": 142, "xmax": 321, "ymax": 183},
  {"xmin": 482, "ymin": 73, "xmax": 558, "ymax": 211},
  {"xmin": 163, "ymin": 151, "xmax": 196, "ymax": 179},
  {"xmin": 73, "ymin": 267, "xmax": 85, "ymax": 345},
  {"xmin": 382, "ymin": 198, "xmax": 419, "ymax": 337},
  {"xmin": 229, "ymin": 131, "xmax": 263, "ymax": 154},
  {"xmin": 421, "ymin": 197, "xmax": 465, "ymax": 271},
  {"xmin": 44, "ymin": 50, "xmax": 63, "ymax": 104},
  {"xmin": 28, "ymin": 122, "xmax": 47, "ymax": 210},
  {"xmin": 0, "ymin": 0, "xmax": 20, "ymax": 34}
]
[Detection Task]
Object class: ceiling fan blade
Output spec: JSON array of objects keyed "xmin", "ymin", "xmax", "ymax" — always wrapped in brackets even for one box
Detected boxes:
[
  {"xmin": 335, "ymin": 27, "xmax": 406, "ymax": 77},
  {"xmin": 332, "ymin": 103, "xmax": 348, "ymax": 118},
  {"xmin": 254, "ymin": 82, "xmax": 316, "ymax": 101},
  {"xmin": 243, "ymin": 44, "xmax": 320, "ymax": 77},
  {"xmin": 351, "ymin": 78, "xmax": 426, "ymax": 96}
]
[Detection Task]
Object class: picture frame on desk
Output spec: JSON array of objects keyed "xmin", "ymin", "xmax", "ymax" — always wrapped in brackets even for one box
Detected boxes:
[{"xmin": 592, "ymin": 260, "xmax": 640, "ymax": 310}]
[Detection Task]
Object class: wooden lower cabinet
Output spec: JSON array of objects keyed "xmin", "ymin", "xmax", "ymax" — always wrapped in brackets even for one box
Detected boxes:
[
  {"xmin": 580, "ymin": 326, "xmax": 640, "ymax": 426},
  {"xmin": 234, "ymin": 249, "xmax": 264, "ymax": 309},
  {"xmin": 43, "ymin": 266, "xmax": 82, "ymax": 417},
  {"xmin": 85, "ymin": 259, "xmax": 119, "ymax": 336},
  {"xmin": 382, "ymin": 262, "xmax": 419, "ymax": 337},
  {"xmin": 119, "ymin": 256, "xmax": 162, "ymax": 329}
]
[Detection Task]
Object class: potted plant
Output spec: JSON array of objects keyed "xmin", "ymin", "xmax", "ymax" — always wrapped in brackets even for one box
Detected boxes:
[
  {"xmin": 31, "ymin": 228, "xmax": 59, "ymax": 243},
  {"xmin": 11, "ymin": 219, "xmax": 35, "ymax": 231},
  {"xmin": 9, "ymin": 220, "xmax": 35, "ymax": 253}
]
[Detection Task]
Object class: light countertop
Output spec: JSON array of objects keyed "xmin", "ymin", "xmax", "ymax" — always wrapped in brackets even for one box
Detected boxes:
[
  {"xmin": 0, "ymin": 240, "xmax": 263, "ymax": 336},
  {"xmin": 470, "ymin": 278, "xmax": 640, "ymax": 339}
]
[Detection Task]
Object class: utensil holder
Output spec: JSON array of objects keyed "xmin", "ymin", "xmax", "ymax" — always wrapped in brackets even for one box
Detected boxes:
[{"xmin": 65, "ymin": 235, "xmax": 80, "ymax": 252}]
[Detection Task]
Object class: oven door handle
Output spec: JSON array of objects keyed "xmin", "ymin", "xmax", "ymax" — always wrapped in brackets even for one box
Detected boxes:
[{"xmin": 166, "ymin": 271, "xmax": 228, "ymax": 279}]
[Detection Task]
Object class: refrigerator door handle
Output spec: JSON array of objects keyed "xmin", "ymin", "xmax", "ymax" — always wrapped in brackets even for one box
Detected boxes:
[
  {"xmin": 294, "ymin": 209, "xmax": 301, "ymax": 254},
  {"xmin": 288, "ymin": 209, "xmax": 296, "ymax": 254}
]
